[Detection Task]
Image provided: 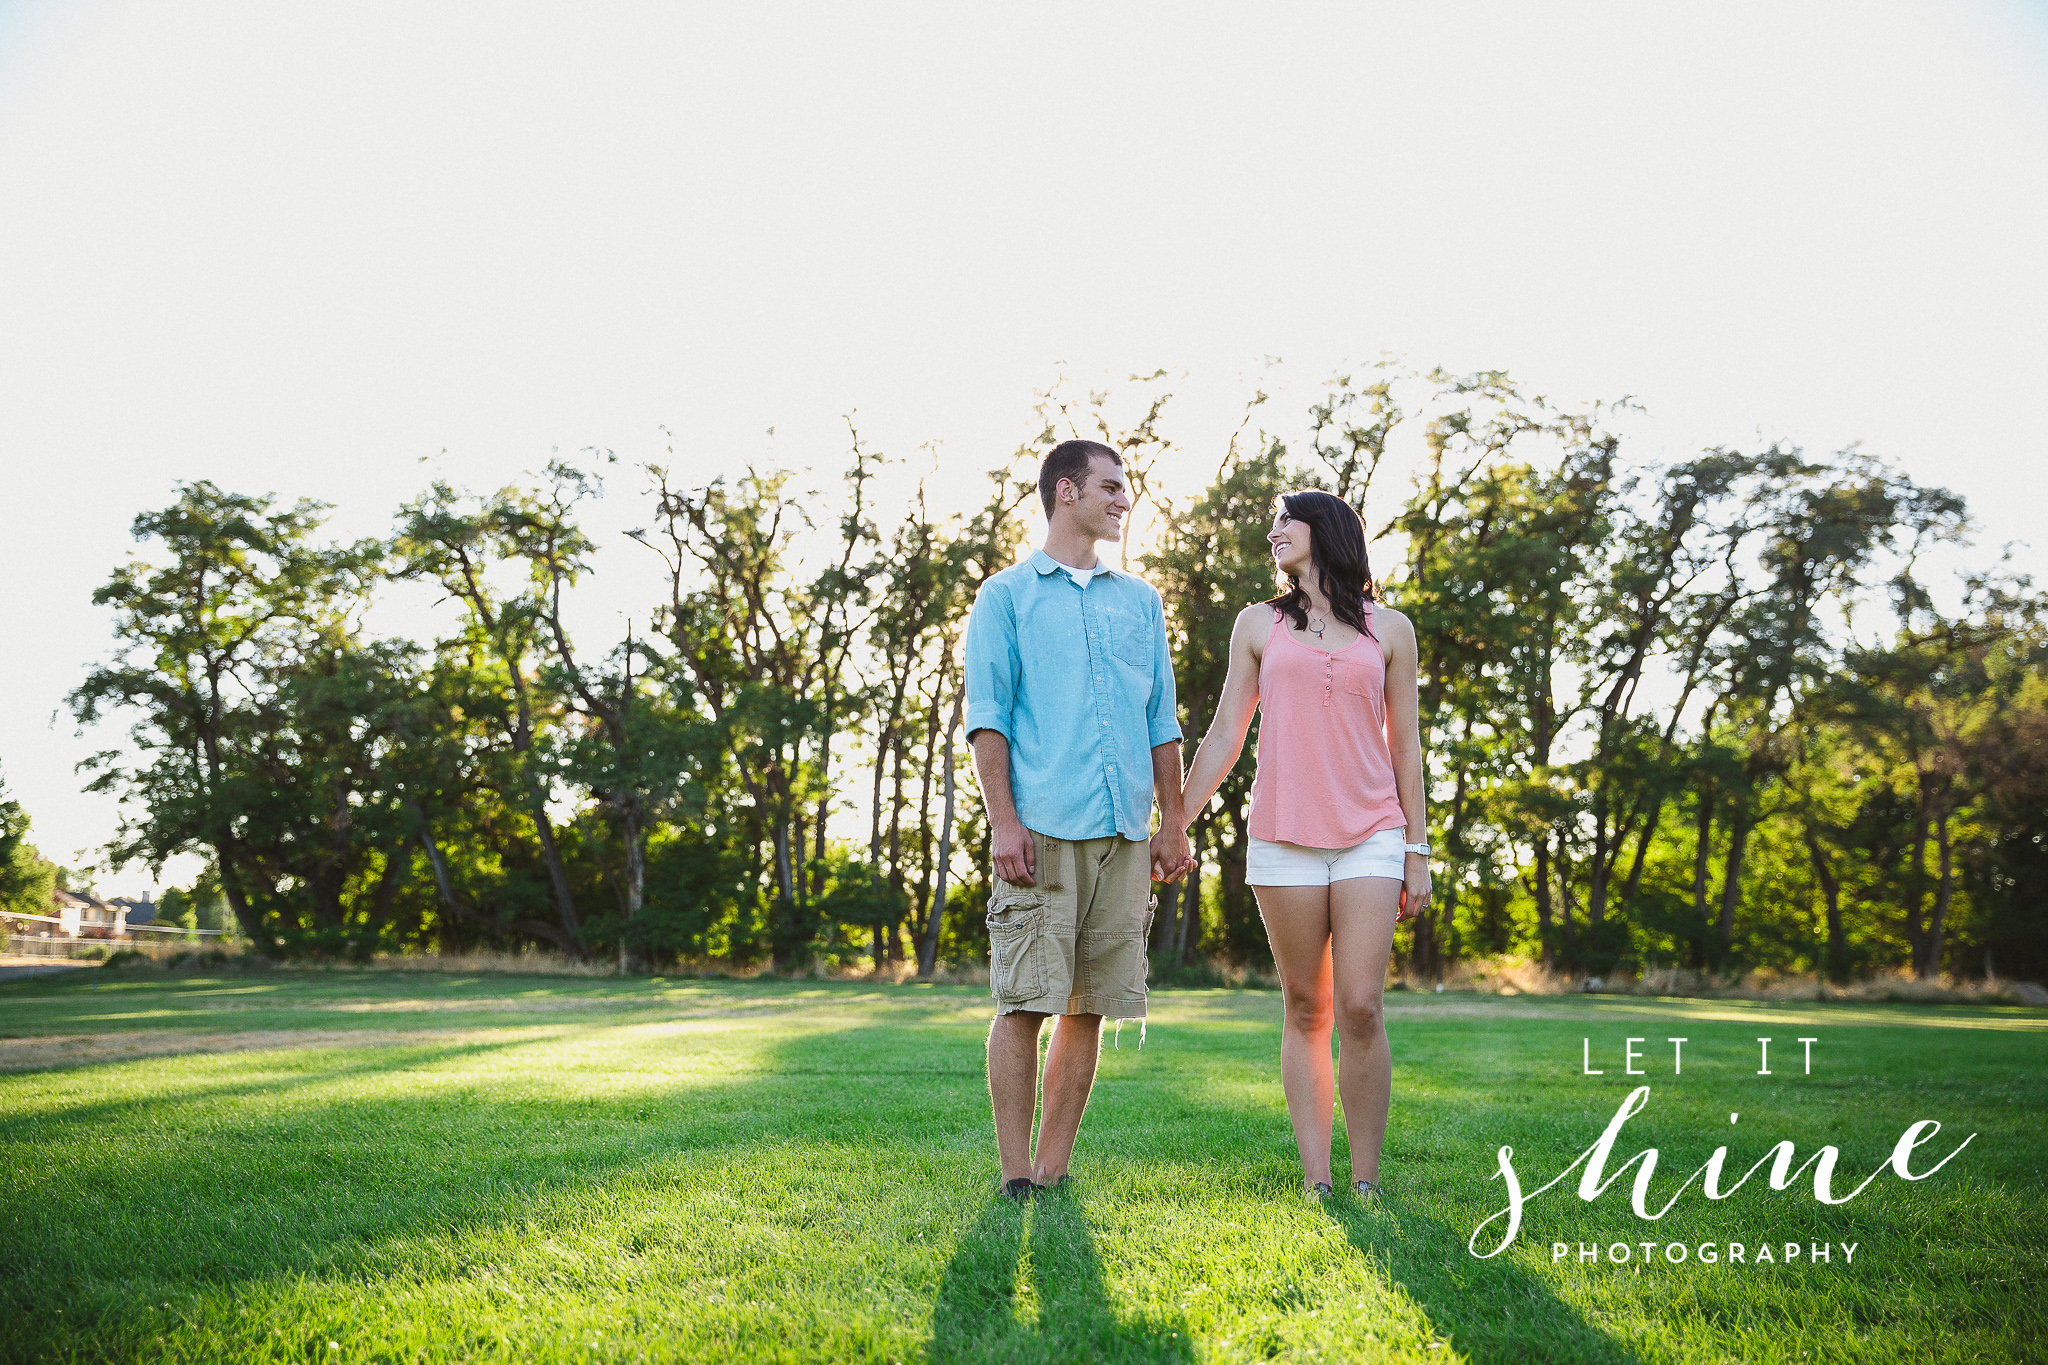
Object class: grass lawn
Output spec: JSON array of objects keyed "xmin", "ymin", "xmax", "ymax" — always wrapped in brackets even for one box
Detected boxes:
[{"xmin": 2, "ymin": 969, "xmax": 2043, "ymax": 1364}]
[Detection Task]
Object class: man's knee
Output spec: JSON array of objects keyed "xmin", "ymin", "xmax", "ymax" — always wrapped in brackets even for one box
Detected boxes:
[{"xmin": 991, "ymin": 1010, "xmax": 1048, "ymax": 1047}]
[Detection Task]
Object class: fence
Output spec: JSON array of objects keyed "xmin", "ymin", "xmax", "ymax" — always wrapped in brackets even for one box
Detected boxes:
[{"xmin": 4, "ymin": 934, "xmax": 234, "ymax": 962}]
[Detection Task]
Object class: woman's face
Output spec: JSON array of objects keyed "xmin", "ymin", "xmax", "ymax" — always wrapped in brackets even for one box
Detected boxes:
[{"xmin": 1268, "ymin": 506, "xmax": 1314, "ymax": 578}]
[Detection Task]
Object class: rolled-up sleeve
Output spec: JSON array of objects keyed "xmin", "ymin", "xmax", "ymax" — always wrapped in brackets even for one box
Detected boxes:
[
  {"xmin": 963, "ymin": 581, "xmax": 1019, "ymax": 742},
  {"xmin": 1144, "ymin": 587, "xmax": 1182, "ymax": 748}
]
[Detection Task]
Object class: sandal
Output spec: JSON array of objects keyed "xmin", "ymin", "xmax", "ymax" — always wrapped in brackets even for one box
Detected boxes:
[
  {"xmin": 1306, "ymin": 1181, "xmax": 1335, "ymax": 1203},
  {"xmin": 999, "ymin": 1176, "xmax": 1036, "ymax": 1200},
  {"xmin": 1351, "ymin": 1179, "xmax": 1383, "ymax": 1204}
]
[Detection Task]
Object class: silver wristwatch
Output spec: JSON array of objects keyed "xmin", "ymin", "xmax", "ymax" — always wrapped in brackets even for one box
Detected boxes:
[{"xmin": 1402, "ymin": 841, "xmax": 1432, "ymax": 858}]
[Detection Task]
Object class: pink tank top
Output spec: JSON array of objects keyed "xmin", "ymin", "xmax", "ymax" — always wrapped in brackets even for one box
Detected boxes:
[{"xmin": 1249, "ymin": 604, "xmax": 1406, "ymax": 849}]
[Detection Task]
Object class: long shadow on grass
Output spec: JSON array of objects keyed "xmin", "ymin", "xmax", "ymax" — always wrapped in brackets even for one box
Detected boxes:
[
  {"xmin": 1322, "ymin": 1197, "xmax": 1641, "ymax": 1365},
  {"xmin": 0, "ymin": 1035, "xmax": 547, "ymax": 1136},
  {"xmin": 931, "ymin": 1186, "xmax": 1193, "ymax": 1365}
]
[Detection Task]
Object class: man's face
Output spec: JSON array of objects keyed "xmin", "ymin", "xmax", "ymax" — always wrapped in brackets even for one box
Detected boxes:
[{"xmin": 1060, "ymin": 454, "xmax": 1131, "ymax": 543}]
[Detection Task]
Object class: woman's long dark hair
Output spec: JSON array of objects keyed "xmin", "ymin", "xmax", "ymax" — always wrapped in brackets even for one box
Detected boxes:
[{"xmin": 1267, "ymin": 488, "xmax": 1377, "ymax": 637}]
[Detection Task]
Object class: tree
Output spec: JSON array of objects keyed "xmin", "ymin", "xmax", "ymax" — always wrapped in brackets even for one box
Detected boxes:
[
  {"xmin": 638, "ymin": 445, "xmax": 884, "ymax": 967},
  {"xmin": 394, "ymin": 480, "xmax": 590, "ymax": 956},
  {"xmin": 72, "ymin": 483, "xmax": 387, "ymax": 953},
  {"xmin": 1841, "ymin": 570, "xmax": 2041, "ymax": 976},
  {"xmin": 0, "ymin": 766, "xmax": 58, "ymax": 921}
]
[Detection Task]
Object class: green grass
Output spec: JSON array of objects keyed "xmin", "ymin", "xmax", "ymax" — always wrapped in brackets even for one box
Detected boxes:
[{"xmin": 2, "ymin": 970, "xmax": 2043, "ymax": 1364}]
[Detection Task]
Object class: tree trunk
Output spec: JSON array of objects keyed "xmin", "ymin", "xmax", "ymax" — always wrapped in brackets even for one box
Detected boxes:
[
  {"xmin": 530, "ymin": 806, "xmax": 584, "ymax": 957},
  {"xmin": 1586, "ymin": 795, "xmax": 1612, "ymax": 929},
  {"xmin": 1907, "ymin": 775, "xmax": 1933, "ymax": 972},
  {"xmin": 1177, "ymin": 814, "xmax": 1208, "ymax": 964},
  {"xmin": 887, "ymin": 738, "xmax": 908, "ymax": 910},
  {"xmin": 211, "ymin": 843, "xmax": 265, "ymax": 948},
  {"xmin": 1923, "ymin": 804, "xmax": 1955, "ymax": 980},
  {"xmin": 1803, "ymin": 829, "xmax": 1846, "ymax": 982},
  {"xmin": 411, "ymin": 812, "xmax": 568, "ymax": 953},
  {"xmin": 770, "ymin": 816, "xmax": 799, "ymax": 967},
  {"xmin": 1152, "ymin": 875, "xmax": 1180, "ymax": 958},
  {"xmin": 620, "ymin": 802, "xmax": 645, "ymax": 974},
  {"xmin": 1556, "ymin": 836, "xmax": 1575, "ymax": 963},
  {"xmin": 1690, "ymin": 791, "xmax": 1714, "ymax": 923},
  {"xmin": 909, "ymin": 692, "xmax": 942, "ymax": 961},
  {"xmin": 1622, "ymin": 796, "xmax": 1663, "ymax": 902},
  {"xmin": 1218, "ymin": 818, "xmax": 1249, "ymax": 966},
  {"xmin": 1411, "ymin": 895, "xmax": 1438, "ymax": 982},
  {"xmin": 1533, "ymin": 837, "xmax": 1555, "ymax": 971},
  {"xmin": 362, "ymin": 847, "xmax": 405, "ymax": 931},
  {"xmin": 1716, "ymin": 810, "xmax": 1752, "ymax": 952},
  {"xmin": 917, "ymin": 687, "xmax": 963, "ymax": 977}
]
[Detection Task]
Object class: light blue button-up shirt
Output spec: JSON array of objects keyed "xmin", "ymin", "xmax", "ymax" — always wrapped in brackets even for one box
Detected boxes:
[{"xmin": 963, "ymin": 549, "xmax": 1182, "ymax": 842}]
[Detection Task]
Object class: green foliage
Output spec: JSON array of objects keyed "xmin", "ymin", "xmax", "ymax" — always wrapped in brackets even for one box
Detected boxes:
[
  {"xmin": 0, "ymin": 767, "xmax": 57, "ymax": 920},
  {"xmin": 60, "ymin": 372, "xmax": 2048, "ymax": 983}
]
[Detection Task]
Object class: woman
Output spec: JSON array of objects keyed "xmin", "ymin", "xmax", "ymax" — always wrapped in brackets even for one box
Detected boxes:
[{"xmin": 1179, "ymin": 488, "xmax": 1429, "ymax": 1202}]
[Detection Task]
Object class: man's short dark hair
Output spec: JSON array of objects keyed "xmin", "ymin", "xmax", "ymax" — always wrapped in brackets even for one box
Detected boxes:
[{"xmin": 1039, "ymin": 440, "xmax": 1123, "ymax": 519}]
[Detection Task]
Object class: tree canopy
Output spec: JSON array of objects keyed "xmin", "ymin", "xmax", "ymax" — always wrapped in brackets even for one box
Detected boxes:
[{"xmin": 60, "ymin": 368, "xmax": 2048, "ymax": 982}]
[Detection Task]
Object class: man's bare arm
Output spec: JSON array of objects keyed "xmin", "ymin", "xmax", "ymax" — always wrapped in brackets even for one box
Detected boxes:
[{"xmin": 970, "ymin": 729, "xmax": 1036, "ymax": 886}]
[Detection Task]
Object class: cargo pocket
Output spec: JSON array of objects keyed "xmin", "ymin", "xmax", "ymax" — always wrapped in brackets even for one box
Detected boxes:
[
  {"xmin": 987, "ymin": 885, "xmax": 1050, "ymax": 1007},
  {"xmin": 1084, "ymin": 892, "xmax": 1155, "ymax": 1006}
]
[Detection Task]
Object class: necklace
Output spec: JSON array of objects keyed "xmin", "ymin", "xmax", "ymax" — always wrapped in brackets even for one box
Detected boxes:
[{"xmin": 1307, "ymin": 611, "xmax": 1327, "ymax": 640}]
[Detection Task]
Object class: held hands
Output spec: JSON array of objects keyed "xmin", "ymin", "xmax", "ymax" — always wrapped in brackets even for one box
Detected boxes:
[
  {"xmin": 1150, "ymin": 825, "xmax": 1194, "ymax": 884},
  {"xmin": 992, "ymin": 820, "xmax": 1037, "ymax": 887},
  {"xmin": 1397, "ymin": 854, "xmax": 1431, "ymax": 923}
]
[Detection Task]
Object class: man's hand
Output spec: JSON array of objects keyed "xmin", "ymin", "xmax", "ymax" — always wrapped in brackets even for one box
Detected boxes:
[
  {"xmin": 992, "ymin": 820, "xmax": 1036, "ymax": 887},
  {"xmin": 1150, "ymin": 825, "xmax": 1193, "ymax": 884},
  {"xmin": 1397, "ymin": 855, "xmax": 1431, "ymax": 923}
]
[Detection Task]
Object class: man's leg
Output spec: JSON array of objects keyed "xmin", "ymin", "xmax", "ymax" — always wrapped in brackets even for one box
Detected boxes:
[
  {"xmin": 1329, "ymin": 875, "xmax": 1401, "ymax": 1185},
  {"xmin": 989, "ymin": 1010, "xmax": 1048, "ymax": 1182},
  {"xmin": 1030, "ymin": 1012, "xmax": 1103, "ymax": 1183}
]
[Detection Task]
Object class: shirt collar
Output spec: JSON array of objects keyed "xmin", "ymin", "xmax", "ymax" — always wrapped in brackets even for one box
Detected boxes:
[{"xmin": 1031, "ymin": 548, "xmax": 1120, "ymax": 578}]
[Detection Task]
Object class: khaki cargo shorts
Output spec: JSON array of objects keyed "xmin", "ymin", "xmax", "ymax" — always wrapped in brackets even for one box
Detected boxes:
[{"xmin": 987, "ymin": 829, "xmax": 1155, "ymax": 1019}]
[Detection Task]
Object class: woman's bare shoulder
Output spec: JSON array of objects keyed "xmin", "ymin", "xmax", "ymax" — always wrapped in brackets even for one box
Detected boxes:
[
  {"xmin": 1236, "ymin": 601, "xmax": 1277, "ymax": 628},
  {"xmin": 1232, "ymin": 601, "xmax": 1276, "ymax": 655},
  {"xmin": 1372, "ymin": 603, "xmax": 1417, "ymax": 643}
]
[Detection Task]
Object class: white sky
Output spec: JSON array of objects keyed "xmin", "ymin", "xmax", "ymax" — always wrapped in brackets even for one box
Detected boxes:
[{"xmin": 3, "ymin": 1, "xmax": 2045, "ymax": 893}]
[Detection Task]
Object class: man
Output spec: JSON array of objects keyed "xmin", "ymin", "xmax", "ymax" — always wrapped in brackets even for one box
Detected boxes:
[{"xmin": 962, "ymin": 438, "xmax": 1193, "ymax": 1199}]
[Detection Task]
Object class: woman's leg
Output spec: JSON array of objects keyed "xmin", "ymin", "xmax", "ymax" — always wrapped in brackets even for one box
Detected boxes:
[
  {"xmin": 1255, "ymin": 883, "xmax": 1336, "ymax": 1188},
  {"xmin": 1328, "ymin": 875, "xmax": 1402, "ymax": 1185}
]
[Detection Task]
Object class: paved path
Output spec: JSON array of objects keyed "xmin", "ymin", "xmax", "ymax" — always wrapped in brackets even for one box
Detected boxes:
[{"xmin": 0, "ymin": 959, "xmax": 99, "ymax": 983}]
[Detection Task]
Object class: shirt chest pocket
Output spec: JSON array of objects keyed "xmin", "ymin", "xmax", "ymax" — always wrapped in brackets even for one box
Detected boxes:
[
  {"xmin": 1104, "ymin": 606, "xmax": 1154, "ymax": 670},
  {"xmin": 1339, "ymin": 657, "xmax": 1379, "ymax": 698}
]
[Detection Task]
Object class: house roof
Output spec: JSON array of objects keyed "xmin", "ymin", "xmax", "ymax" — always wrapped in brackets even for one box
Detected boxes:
[{"xmin": 110, "ymin": 897, "xmax": 157, "ymax": 923}]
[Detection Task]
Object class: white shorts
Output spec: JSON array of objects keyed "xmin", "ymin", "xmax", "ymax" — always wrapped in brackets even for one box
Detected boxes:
[{"xmin": 1247, "ymin": 828, "xmax": 1407, "ymax": 887}]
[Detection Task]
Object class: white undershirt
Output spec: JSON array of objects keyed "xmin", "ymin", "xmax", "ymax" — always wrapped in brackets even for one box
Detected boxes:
[{"xmin": 1060, "ymin": 562, "xmax": 1106, "ymax": 589}]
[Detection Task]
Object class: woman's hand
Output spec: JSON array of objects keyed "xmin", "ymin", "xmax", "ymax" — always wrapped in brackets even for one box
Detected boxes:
[{"xmin": 1397, "ymin": 854, "xmax": 1431, "ymax": 923}]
